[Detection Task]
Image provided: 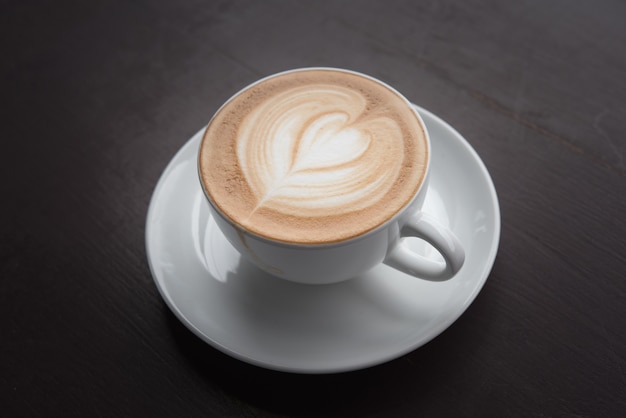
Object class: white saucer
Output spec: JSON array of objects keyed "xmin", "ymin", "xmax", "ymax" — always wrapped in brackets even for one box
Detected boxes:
[{"xmin": 145, "ymin": 105, "xmax": 500, "ymax": 374}]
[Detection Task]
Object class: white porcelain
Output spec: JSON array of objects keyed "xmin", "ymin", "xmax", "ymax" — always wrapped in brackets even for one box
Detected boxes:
[
  {"xmin": 200, "ymin": 68, "xmax": 465, "ymax": 284},
  {"xmin": 146, "ymin": 105, "xmax": 500, "ymax": 373}
]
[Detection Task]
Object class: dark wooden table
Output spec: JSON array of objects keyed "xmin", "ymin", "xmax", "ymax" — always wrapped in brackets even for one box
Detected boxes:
[{"xmin": 2, "ymin": 0, "xmax": 625, "ymax": 416}]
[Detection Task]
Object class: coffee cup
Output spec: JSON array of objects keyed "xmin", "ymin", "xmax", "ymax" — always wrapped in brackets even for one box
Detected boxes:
[{"xmin": 198, "ymin": 68, "xmax": 465, "ymax": 284}]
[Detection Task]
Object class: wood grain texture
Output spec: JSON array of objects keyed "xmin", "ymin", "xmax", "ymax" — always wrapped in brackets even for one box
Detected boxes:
[{"xmin": 1, "ymin": 0, "xmax": 625, "ymax": 416}]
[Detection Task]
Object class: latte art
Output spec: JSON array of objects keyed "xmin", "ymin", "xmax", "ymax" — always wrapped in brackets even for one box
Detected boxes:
[
  {"xmin": 199, "ymin": 69, "xmax": 428, "ymax": 244},
  {"xmin": 237, "ymin": 85, "xmax": 403, "ymax": 217}
]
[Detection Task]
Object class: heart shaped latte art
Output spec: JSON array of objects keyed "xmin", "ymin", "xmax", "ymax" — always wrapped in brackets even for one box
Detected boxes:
[{"xmin": 237, "ymin": 85, "xmax": 405, "ymax": 217}]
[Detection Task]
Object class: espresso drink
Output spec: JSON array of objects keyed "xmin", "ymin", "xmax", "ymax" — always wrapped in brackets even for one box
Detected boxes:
[{"xmin": 198, "ymin": 69, "xmax": 428, "ymax": 244}]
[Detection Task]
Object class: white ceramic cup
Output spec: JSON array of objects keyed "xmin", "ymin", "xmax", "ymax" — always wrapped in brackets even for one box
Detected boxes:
[{"xmin": 199, "ymin": 68, "xmax": 465, "ymax": 285}]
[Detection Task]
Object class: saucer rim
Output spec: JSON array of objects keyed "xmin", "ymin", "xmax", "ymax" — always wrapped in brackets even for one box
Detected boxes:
[{"xmin": 145, "ymin": 104, "xmax": 501, "ymax": 373}]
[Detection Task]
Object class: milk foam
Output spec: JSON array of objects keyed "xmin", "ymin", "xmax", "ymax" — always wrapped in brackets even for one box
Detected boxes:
[
  {"xmin": 199, "ymin": 69, "xmax": 428, "ymax": 244},
  {"xmin": 237, "ymin": 85, "xmax": 403, "ymax": 217}
]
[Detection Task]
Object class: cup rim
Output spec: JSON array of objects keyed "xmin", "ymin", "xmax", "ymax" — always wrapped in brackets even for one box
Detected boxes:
[{"xmin": 197, "ymin": 67, "xmax": 431, "ymax": 248}]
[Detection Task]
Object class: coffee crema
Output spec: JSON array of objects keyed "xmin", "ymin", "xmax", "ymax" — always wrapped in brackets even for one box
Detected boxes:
[{"xmin": 198, "ymin": 69, "xmax": 428, "ymax": 244}]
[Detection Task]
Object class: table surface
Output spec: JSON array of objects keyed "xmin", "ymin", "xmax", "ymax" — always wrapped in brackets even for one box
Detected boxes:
[{"xmin": 2, "ymin": 0, "xmax": 625, "ymax": 416}]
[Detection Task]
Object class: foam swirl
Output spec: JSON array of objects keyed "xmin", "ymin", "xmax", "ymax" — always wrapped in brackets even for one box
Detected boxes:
[{"xmin": 237, "ymin": 84, "xmax": 404, "ymax": 217}]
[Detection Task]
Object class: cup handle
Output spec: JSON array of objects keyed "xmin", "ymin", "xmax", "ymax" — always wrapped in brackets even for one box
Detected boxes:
[{"xmin": 384, "ymin": 212, "xmax": 465, "ymax": 281}]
